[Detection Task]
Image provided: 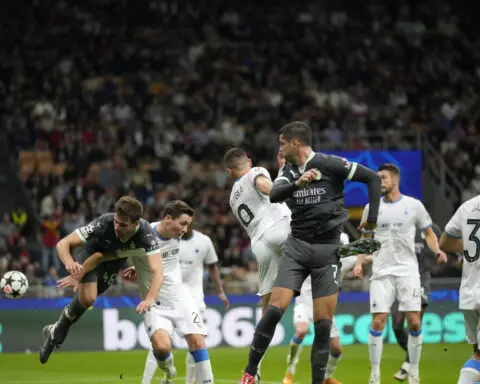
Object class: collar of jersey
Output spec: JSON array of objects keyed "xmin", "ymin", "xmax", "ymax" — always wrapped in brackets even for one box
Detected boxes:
[
  {"xmin": 118, "ymin": 223, "xmax": 141, "ymax": 243},
  {"xmin": 298, "ymin": 151, "xmax": 315, "ymax": 174},
  {"xmin": 382, "ymin": 194, "xmax": 403, "ymax": 204}
]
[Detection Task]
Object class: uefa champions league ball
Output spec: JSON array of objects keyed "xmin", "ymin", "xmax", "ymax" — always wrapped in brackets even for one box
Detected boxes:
[{"xmin": 0, "ymin": 270, "xmax": 29, "ymax": 299}]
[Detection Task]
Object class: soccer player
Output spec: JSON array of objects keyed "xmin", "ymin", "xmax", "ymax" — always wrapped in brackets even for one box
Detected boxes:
[
  {"xmin": 239, "ymin": 121, "xmax": 382, "ymax": 384},
  {"xmin": 282, "ymin": 233, "xmax": 373, "ymax": 384},
  {"xmin": 439, "ymin": 194, "xmax": 480, "ymax": 384},
  {"xmin": 224, "ymin": 147, "xmax": 291, "ymax": 314},
  {"xmin": 39, "ymin": 196, "xmax": 164, "ymax": 364},
  {"xmin": 141, "ymin": 222, "xmax": 229, "ymax": 384},
  {"xmin": 357, "ymin": 164, "xmax": 446, "ymax": 384},
  {"xmin": 391, "ymin": 223, "xmax": 442, "ymax": 381}
]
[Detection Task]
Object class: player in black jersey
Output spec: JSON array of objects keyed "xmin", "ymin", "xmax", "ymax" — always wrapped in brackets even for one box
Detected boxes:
[
  {"xmin": 391, "ymin": 223, "xmax": 442, "ymax": 381},
  {"xmin": 39, "ymin": 196, "xmax": 164, "ymax": 364},
  {"xmin": 240, "ymin": 122, "xmax": 382, "ymax": 384}
]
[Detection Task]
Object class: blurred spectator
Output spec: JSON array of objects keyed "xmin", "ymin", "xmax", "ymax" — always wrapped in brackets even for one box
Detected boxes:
[
  {"xmin": 40, "ymin": 214, "xmax": 61, "ymax": 274},
  {"xmin": 43, "ymin": 266, "xmax": 61, "ymax": 298}
]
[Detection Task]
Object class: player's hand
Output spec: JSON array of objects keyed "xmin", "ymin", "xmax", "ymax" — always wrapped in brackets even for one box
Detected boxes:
[
  {"xmin": 436, "ymin": 250, "xmax": 448, "ymax": 264},
  {"xmin": 357, "ymin": 221, "xmax": 377, "ymax": 238},
  {"xmin": 65, "ymin": 261, "xmax": 83, "ymax": 275},
  {"xmin": 57, "ymin": 276, "xmax": 79, "ymax": 293},
  {"xmin": 353, "ymin": 264, "xmax": 364, "ymax": 279},
  {"xmin": 219, "ymin": 293, "xmax": 230, "ymax": 309},
  {"xmin": 295, "ymin": 169, "xmax": 317, "ymax": 187},
  {"xmin": 122, "ymin": 266, "xmax": 137, "ymax": 282},
  {"xmin": 136, "ymin": 298, "xmax": 154, "ymax": 314}
]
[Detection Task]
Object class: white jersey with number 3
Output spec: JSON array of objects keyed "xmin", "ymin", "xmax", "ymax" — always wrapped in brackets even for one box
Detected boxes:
[
  {"xmin": 230, "ymin": 167, "xmax": 291, "ymax": 244},
  {"xmin": 179, "ymin": 230, "xmax": 219, "ymax": 307},
  {"xmin": 445, "ymin": 195, "xmax": 480, "ymax": 310},
  {"xmin": 362, "ymin": 195, "xmax": 432, "ymax": 279}
]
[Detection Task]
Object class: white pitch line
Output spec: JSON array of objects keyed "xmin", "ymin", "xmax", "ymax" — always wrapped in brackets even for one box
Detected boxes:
[{"xmin": 7, "ymin": 377, "xmax": 284, "ymax": 384}]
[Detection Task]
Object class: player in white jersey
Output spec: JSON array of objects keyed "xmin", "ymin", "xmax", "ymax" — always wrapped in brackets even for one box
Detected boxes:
[
  {"xmin": 439, "ymin": 194, "xmax": 480, "ymax": 384},
  {"xmin": 282, "ymin": 233, "xmax": 373, "ymax": 384},
  {"xmin": 224, "ymin": 148, "xmax": 291, "ymax": 313},
  {"xmin": 357, "ymin": 164, "xmax": 446, "ymax": 384}
]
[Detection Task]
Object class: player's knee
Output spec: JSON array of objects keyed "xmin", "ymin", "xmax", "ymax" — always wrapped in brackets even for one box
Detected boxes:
[
  {"xmin": 295, "ymin": 325, "xmax": 309, "ymax": 340},
  {"xmin": 78, "ymin": 291, "xmax": 96, "ymax": 308},
  {"xmin": 371, "ymin": 314, "xmax": 387, "ymax": 331},
  {"xmin": 330, "ymin": 337, "xmax": 342, "ymax": 355},
  {"xmin": 151, "ymin": 333, "xmax": 171, "ymax": 355},
  {"xmin": 185, "ymin": 334, "xmax": 206, "ymax": 351}
]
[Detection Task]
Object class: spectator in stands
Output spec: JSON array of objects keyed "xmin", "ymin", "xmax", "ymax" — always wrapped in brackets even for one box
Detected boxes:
[
  {"xmin": 10, "ymin": 206, "xmax": 28, "ymax": 237},
  {"xmin": 40, "ymin": 214, "xmax": 61, "ymax": 274}
]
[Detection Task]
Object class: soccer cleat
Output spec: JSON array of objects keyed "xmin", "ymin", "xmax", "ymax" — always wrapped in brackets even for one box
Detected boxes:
[
  {"xmin": 39, "ymin": 324, "xmax": 58, "ymax": 364},
  {"xmin": 393, "ymin": 369, "xmax": 408, "ymax": 381},
  {"xmin": 323, "ymin": 378, "xmax": 343, "ymax": 384},
  {"xmin": 337, "ymin": 238, "xmax": 381, "ymax": 258},
  {"xmin": 407, "ymin": 374, "xmax": 420, "ymax": 384},
  {"xmin": 255, "ymin": 371, "xmax": 261, "ymax": 384},
  {"xmin": 282, "ymin": 372, "xmax": 294, "ymax": 384},
  {"xmin": 161, "ymin": 366, "xmax": 177, "ymax": 384},
  {"xmin": 240, "ymin": 372, "xmax": 256, "ymax": 384},
  {"xmin": 368, "ymin": 372, "xmax": 380, "ymax": 384}
]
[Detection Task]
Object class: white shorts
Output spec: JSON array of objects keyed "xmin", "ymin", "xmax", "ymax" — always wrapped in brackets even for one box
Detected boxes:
[
  {"xmin": 370, "ymin": 275, "xmax": 421, "ymax": 313},
  {"xmin": 463, "ymin": 310, "xmax": 480, "ymax": 348},
  {"xmin": 293, "ymin": 296, "xmax": 339, "ymax": 338},
  {"xmin": 252, "ymin": 218, "xmax": 290, "ymax": 297},
  {"xmin": 144, "ymin": 289, "xmax": 207, "ymax": 339}
]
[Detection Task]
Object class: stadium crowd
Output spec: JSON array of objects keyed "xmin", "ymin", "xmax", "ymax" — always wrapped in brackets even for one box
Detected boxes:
[{"xmin": 0, "ymin": 0, "xmax": 477, "ymax": 293}]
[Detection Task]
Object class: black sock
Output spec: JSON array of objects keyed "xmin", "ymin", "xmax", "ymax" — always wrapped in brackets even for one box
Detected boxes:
[
  {"xmin": 393, "ymin": 327, "xmax": 410, "ymax": 363},
  {"xmin": 53, "ymin": 296, "xmax": 88, "ymax": 344},
  {"xmin": 245, "ymin": 305, "xmax": 284, "ymax": 376},
  {"xmin": 311, "ymin": 319, "xmax": 332, "ymax": 384}
]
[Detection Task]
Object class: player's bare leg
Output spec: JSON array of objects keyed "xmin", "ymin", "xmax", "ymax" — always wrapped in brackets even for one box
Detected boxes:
[
  {"xmin": 369, "ymin": 312, "xmax": 388, "ymax": 384},
  {"xmin": 240, "ymin": 287, "xmax": 294, "ymax": 384},
  {"xmin": 143, "ymin": 329, "xmax": 177, "ymax": 384},
  {"xmin": 404, "ymin": 311, "xmax": 422, "ymax": 384},
  {"xmin": 311, "ymin": 293, "xmax": 338, "ymax": 384},
  {"xmin": 184, "ymin": 333, "xmax": 214, "ymax": 384},
  {"xmin": 39, "ymin": 282, "xmax": 97, "ymax": 364},
  {"xmin": 324, "ymin": 336, "xmax": 343, "ymax": 384},
  {"xmin": 283, "ymin": 321, "xmax": 309, "ymax": 384}
]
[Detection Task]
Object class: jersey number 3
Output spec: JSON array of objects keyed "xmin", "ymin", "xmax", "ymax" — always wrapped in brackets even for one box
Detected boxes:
[
  {"xmin": 238, "ymin": 204, "xmax": 254, "ymax": 227},
  {"xmin": 465, "ymin": 219, "xmax": 480, "ymax": 263}
]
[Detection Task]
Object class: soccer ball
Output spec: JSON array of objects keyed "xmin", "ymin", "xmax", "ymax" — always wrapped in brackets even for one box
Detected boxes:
[{"xmin": 0, "ymin": 270, "xmax": 29, "ymax": 299}]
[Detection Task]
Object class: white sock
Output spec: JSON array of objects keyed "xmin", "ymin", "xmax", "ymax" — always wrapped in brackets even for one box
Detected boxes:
[
  {"xmin": 286, "ymin": 337, "xmax": 303, "ymax": 374},
  {"xmin": 191, "ymin": 349, "xmax": 214, "ymax": 384},
  {"xmin": 324, "ymin": 352, "xmax": 342, "ymax": 379},
  {"xmin": 142, "ymin": 349, "xmax": 159, "ymax": 384},
  {"xmin": 153, "ymin": 350, "xmax": 175, "ymax": 378},
  {"xmin": 186, "ymin": 351, "xmax": 196, "ymax": 384},
  {"xmin": 407, "ymin": 331, "xmax": 423, "ymax": 377},
  {"xmin": 457, "ymin": 359, "xmax": 480, "ymax": 384},
  {"xmin": 369, "ymin": 329, "xmax": 383, "ymax": 375}
]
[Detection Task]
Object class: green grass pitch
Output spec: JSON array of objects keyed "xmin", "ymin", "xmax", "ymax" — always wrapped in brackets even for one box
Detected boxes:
[{"xmin": 0, "ymin": 343, "xmax": 469, "ymax": 383}]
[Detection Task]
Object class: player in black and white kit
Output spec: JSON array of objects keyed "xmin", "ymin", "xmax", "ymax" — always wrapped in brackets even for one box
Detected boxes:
[
  {"xmin": 391, "ymin": 223, "xmax": 442, "ymax": 381},
  {"xmin": 239, "ymin": 122, "xmax": 382, "ymax": 384},
  {"xmin": 39, "ymin": 196, "xmax": 164, "ymax": 364}
]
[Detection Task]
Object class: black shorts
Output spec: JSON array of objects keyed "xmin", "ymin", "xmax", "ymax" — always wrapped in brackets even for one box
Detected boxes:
[
  {"xmin": 420, "ymin": 271, "xmax": 431, "ymax": 307},
  {"xmin": 274, "ymin": 235, "xmax": 341, "ymax": 298},
  {"xmin": 77, "ymin": 249, "xmax": 128, "ymax": 295}
]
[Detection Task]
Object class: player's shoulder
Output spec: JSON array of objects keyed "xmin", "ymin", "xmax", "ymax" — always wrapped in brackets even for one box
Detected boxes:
[
  {"xmin": 460, "ymin": 194, "xmax": 480, "ymax": 212},
  {"xmin": 402, "ymin": 195, "xmax": 426, "ymax": 209},
  {"xmin": 98, "ymin": 212, "xmax": 115, "ymax": 224},
  {"xmin": 138, "ymin": 218, "xmax": 156, "ymax": 235}
]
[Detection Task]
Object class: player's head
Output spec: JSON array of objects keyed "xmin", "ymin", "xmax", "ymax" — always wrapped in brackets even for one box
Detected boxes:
[
  {"xmin": 278, "ymin": 121, "xmax": 312, "ymax": 163},
  {"xmin": 378, "ymin": 163, "xmax": 401, "ymax": 195},
  {"xmin": 224, "ymin": 148, "xmax": 252, "ymax": 180},
  {"xmin": 162, "ymin": 200, "xmax": 194, "ymax": 238},
  {"xmin": 114, "ymin": 196, "xmax": 144, "ymax": 241}
]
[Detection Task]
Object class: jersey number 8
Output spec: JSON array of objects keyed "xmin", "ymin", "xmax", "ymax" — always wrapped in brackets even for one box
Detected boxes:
[{"xmin": 238, "ymin": 204, "xmax": 255, "ymax": 227}]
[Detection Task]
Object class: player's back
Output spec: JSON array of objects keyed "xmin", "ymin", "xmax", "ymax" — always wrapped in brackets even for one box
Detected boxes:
[
  {"xmin": 368, "ymin": 195, "xmax": 430, "ymax": 278},
  {"xmin": 230, "ymin": 166, "xmax": 290, "ymax": 243},
  {"xmin": 179, "ymin": 230, "xmax": 218, "ymax": 303},
  {"xmin": 445, "ymin": 195, "xmax": 480, "ymax": 309}
]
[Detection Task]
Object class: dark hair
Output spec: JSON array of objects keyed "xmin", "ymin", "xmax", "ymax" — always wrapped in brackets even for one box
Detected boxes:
[
  {"xmin": 378, "ymin": 163, "xmax": 400, "ymax": 177},
  {"xmin": 163, "ymin": 200, "xmax": 194, "ymax": 219},
  {"xmin": 279, "ymin": 121, "xmax": 312, "ymax": 146},
  {"xmin": 115, "ymin": 196, "xmax": 144, "ymax": 222},
  {"xmin": 223, "ymin": 148, "xmax": 248, "ymax": 169}
]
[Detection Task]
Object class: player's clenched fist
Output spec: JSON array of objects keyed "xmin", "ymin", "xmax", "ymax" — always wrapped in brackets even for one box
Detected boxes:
[{"xmin": 295, "ymin": 169, "xmax": 317, "ymax": 187}]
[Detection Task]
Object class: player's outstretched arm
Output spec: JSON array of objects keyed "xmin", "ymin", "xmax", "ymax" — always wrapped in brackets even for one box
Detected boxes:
[
  {"xmin": 270, "ymin": 169, "xmax": 316, "ymax": 203},
  {"xmin": 423, "ymin": 226, "xmax": 447, "ymax": 263},
  {"xmin": 56, "ymin": 231, "xmax": 85, "ymax": 275},
  {"xmin": 137, "ymin": 252, "xmax": 163, "ymax": 314},
  {"xmin": 208, "ymin": 264, "xmax": 230, "ymax": 309}
]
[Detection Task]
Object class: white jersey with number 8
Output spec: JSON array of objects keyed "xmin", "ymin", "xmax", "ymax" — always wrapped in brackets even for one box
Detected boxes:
[{"xmin": 229, "ymin": 167, "xmax": 291, "ymax": 244}]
